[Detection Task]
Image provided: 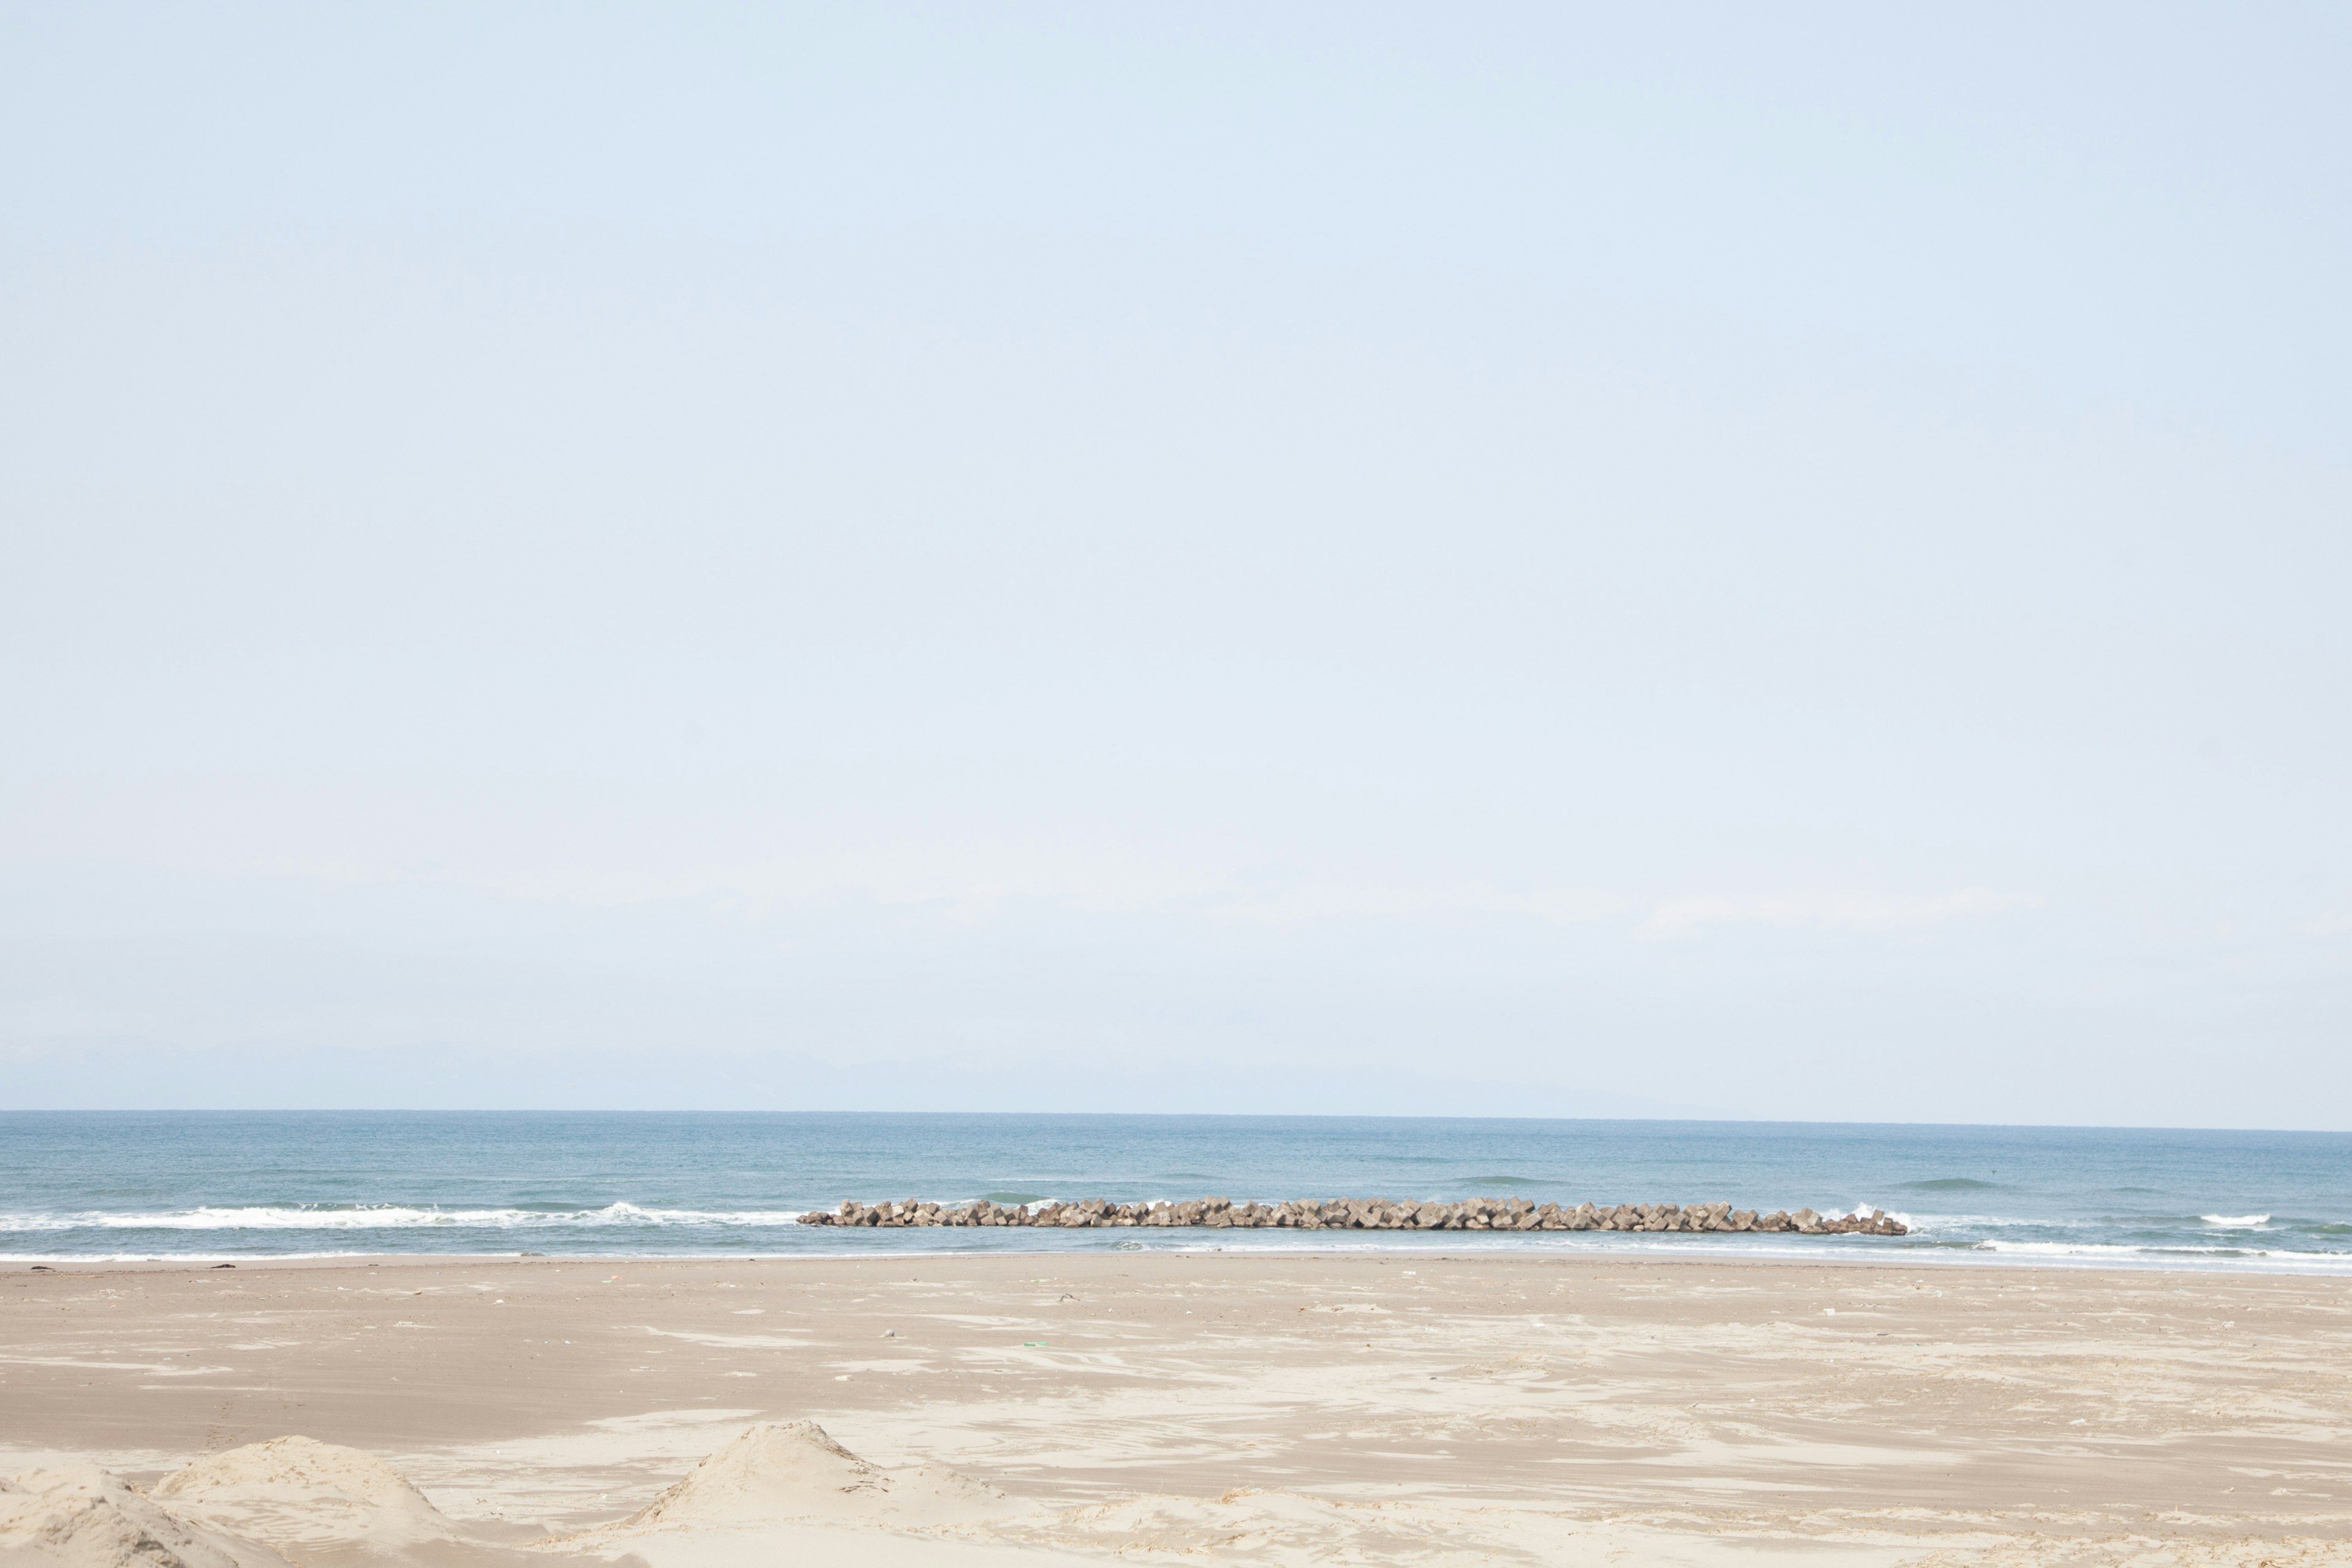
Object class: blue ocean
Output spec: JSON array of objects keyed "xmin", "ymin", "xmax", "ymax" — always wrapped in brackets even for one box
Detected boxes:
[{"xmin": 2, "ymin": 1112, "xmax": 2346, "ymax": 1272}]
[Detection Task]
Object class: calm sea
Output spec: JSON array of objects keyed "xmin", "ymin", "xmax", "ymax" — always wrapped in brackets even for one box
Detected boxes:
[{"xmin": 2, "ymin": 1112, "xmax": 2346, "ymax": 1272}]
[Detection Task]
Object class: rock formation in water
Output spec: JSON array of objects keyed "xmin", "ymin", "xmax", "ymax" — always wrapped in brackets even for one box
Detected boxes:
[{"xmin": 796, "ymin": 1197, "xmax": 1906, "ymax": 1235}]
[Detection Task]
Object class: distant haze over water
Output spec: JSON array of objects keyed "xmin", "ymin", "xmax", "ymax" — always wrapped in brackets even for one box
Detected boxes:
[{"xmin": 4, "ymin": 1112, "xmax": 2346, "ymax": 1273}]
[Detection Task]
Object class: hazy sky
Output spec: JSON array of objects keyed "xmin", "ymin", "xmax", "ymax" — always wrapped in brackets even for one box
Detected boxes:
[{"xmin": 4, "ymin": 5, "xmax": 2348, "ymax": 1125}]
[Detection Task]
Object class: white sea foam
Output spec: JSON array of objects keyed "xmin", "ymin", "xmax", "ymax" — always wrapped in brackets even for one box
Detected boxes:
[
  {"xmin": 1962, "ymin": 1238, "xmax": 2352, "ymax": 1273},
  {"xmin": 0, "ymin": 1202, "xmax": 817, "ymax": 1232},
  {"xmin": 1977, "ymin": 1240, "xmax": 2253, "ymax": 1257},
  {"xmin": 1126, "ymin": 1233, "xmax": 2352, "ymax": 1275},
  {"xmin": 2199, "ymin": 1213, "xmax": 2271, "ymax": 1227}
]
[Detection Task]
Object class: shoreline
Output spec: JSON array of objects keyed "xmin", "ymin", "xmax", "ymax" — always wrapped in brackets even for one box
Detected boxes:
[{"xmin": 12, "ymin": 1237, "xmax": 2352, "ymax": 1277}]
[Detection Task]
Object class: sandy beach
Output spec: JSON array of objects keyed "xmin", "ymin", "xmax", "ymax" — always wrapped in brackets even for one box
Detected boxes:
[{"xmin": 4, "ymin": 1253, "xmax": 2349, "ymax": 1566}]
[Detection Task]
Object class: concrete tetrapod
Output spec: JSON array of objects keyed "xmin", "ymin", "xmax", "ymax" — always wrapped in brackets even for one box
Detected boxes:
[{"xmin": 796, "ymin": 1197, "xmax": 1906, "ymax": 1235}]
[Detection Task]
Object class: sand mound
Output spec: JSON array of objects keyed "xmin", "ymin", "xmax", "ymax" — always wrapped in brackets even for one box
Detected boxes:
[
  {"xmin": 598, "ymin": 1423, "xmax": 1017, "ymax": 1534},
  {"xmin": 152, "ymin": 1440, "xmax": 453, "ymax": 1550},
  {"xmin": 0, "ymin": 1466, "xmax": 290, "ymax": 1568}
]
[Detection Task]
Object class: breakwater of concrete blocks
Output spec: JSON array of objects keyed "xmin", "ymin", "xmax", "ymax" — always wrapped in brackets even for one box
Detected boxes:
[{"xmin": 797, "ymin": 1196, "xmax": 1907, "ymax": 1235}]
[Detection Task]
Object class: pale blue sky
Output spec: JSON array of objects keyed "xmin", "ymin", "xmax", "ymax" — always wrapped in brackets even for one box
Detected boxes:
[{"xmin": 3, "ymin": 4, "xmax": 2348, "ymax": 1124}]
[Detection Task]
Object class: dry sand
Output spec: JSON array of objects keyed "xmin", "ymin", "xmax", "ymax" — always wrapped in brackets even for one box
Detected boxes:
[{"xmin": 3, "ymin": 1253, "xmax": 2348, "ymax": 1566}]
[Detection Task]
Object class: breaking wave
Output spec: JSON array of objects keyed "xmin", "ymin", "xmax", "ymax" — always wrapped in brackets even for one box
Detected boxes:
[{"xmin": 0, "ymin": 1202, "xmax": 815, "ymax": 1233}]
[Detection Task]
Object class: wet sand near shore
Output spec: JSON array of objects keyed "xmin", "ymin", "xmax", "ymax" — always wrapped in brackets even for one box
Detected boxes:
[{"xmin": 4, "ymin": 1253, "xmax": 2348, "ymax": 1566}]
